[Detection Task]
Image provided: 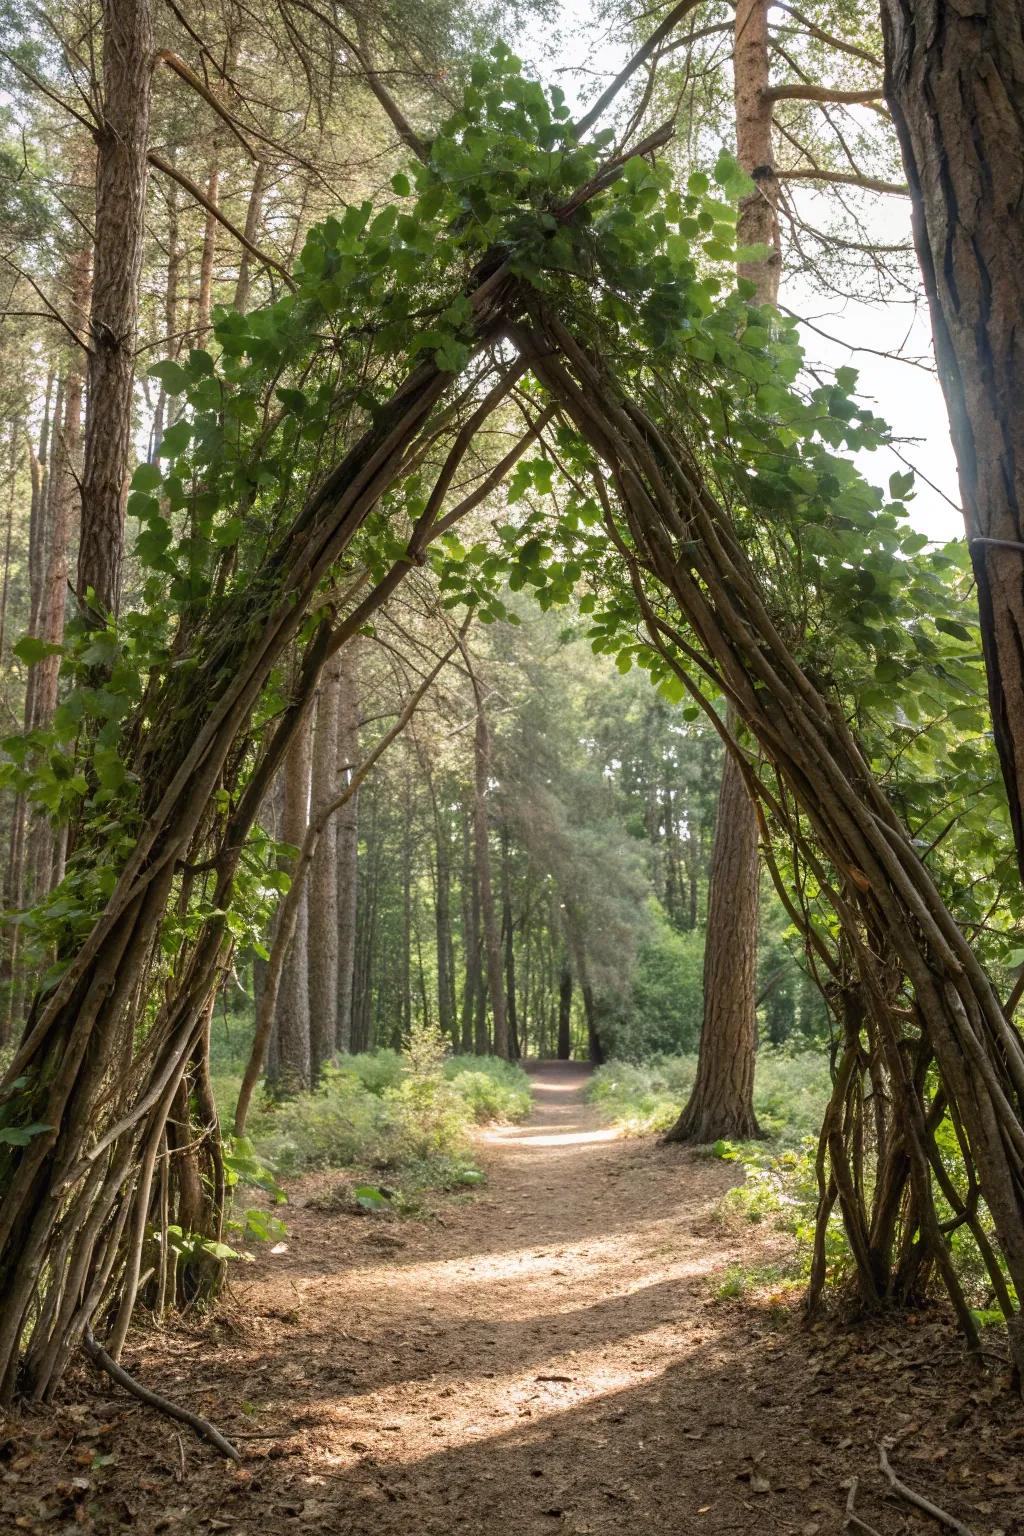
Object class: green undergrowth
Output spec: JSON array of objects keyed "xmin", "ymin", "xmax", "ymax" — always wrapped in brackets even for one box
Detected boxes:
[
  {"xmin": 229, "ymin": 1029, "xmax": 531, "ymax": 1201},
  {"xmin": 589, "ymin": 1052, "xmax": 1015, "ymax": 1323},
  {"xmin": 587, "ymin": 1052, "xmax": 836, "ymax": 1300},
  {"xmin": 585, "ymin": 1048, "xmax": 830, "ymax": 1140}
]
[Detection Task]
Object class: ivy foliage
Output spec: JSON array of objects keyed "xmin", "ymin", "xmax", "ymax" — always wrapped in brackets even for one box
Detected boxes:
[{"xmin": 2, "ymin": 42, "xmax": 1016, "ymax": 984}]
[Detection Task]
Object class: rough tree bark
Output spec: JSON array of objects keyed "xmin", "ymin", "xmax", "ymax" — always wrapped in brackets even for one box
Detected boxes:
[
  {"xmin": 470, "ymin": 681, "xmax": 508, "ymax": 1058},
  {"xmin": 881, "ymin": 0, "xmax": 1024, "ymax": 881},
  {"xmin": 335, "ymin": 644, "xmax": 360, "ymax": 1052},
  {"xmin": 267, "ymin": 702, "xmax": 313, "ymax": 1091},
  {"xmin": 666, "ymin": 0, "xmax": 774, "ymax": 1141},
  {"xmin": 78, "ymin": 0, "xmax": 152, "ymax": 617},
  {"xmin": 308, "ymin": 659, "xmax": 340, "ymax": 1074},
  {"xmin": 665, "ymin": 726, "xmax": 762, "ymax": 1141}
]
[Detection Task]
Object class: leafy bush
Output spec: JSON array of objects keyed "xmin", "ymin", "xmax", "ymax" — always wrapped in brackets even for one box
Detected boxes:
[
  {"xmin": 600, "ymin": 905, "xmax": 704, "ymax": 1059},
  {"xmin": 245, "ymin": 1039, "xmax": 531, "ymax": 1189},
  {"xmin": 443, "ymin": 1054, "xmax": 533, "ymax": 1122},
  {"xmin": 343, "ymin": 1048, "xmax": 406, "ymax": 1097}
]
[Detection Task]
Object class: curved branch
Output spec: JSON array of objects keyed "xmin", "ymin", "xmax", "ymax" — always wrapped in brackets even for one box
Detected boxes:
[
  {"xmin": 574, "ymin": 0, "xmax": 702, "ymax": 137},
  {"xmin": 82, "ymin": 1328, "xmax": 240, "ymax": 1461},
  {"xmin": 772, "ymin": 5, "xmax": 882, "ymax": 68},
  {"xmin": 147, "ymin": 154, "xmax": 297, "ymax": 292}
]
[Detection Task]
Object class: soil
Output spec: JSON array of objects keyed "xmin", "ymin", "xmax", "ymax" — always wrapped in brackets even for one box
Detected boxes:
[{"xmin": 3, "ymin": 1061, "xmax": 1022, "ymax": 1535}]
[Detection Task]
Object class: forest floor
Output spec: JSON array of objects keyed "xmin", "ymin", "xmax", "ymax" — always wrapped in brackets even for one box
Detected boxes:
[{"xmin": 3, "ymin": 1062, "xmax": 1023, "ymax": 1535}]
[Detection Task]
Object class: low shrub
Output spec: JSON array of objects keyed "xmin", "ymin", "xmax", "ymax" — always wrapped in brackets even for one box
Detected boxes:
[
  {"xmin": 245, "ymin": 1035, "xmax": 531, "ymax": 1191},
  {"xmin": 443, "ymin": 1053, "xmax": 533, "ymax": 1122}
]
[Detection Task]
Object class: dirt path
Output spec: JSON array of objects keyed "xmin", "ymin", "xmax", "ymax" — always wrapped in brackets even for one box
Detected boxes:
[{"xmin": 4, "ymin": 1064, "xmax": 1022, "ymax": 1534}]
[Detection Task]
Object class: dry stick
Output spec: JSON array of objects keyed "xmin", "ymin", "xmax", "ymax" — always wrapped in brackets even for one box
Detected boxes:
[
  {"xmin": 82, "ymin": 1328, "xmax": 240, "ymax": 1462},
  {"xmin": 843, "ymin": 1477, "xmax": 884, "ymax": 1536},
  {"xmin": 877, "ymin": 1441, "xmax": 976, "ymax": 1536},
  {"xmin": 233, "ymin": 634, "xmax": 462, "ymax": 1135}
]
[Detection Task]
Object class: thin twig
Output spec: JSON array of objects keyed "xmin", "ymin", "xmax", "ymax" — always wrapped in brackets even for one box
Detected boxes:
[
  {"xmin": 82, "ymin": 1327, "xmax": 241, "ymax": 1462},
  {"xmin": 878, "ymin": 1439, "xmax": 976, "ymax": 1536},
  {"xmin": 843, "ymin": 1476, "xmax": 884, "ymax": 1536}
]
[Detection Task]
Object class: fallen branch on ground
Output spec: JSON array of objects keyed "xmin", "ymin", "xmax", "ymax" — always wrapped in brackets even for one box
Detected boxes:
[
  {"xmin": 82, "ymin": 1328, "xmax": 241, "ymax": 1462},
  {"xmin": 878, "ymin": 1439, "xmax": 975, "ymax": 1535}
]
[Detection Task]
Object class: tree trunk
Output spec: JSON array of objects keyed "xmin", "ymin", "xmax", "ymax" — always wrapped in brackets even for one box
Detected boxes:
[
  {"xmin": 233, "ymin": 159, "xmax": 268, "ymax": 313},
  {"xmin": 881, "ymin": 0, "xmax": 1024, "ymax": 881},
  {"xmin": 197, "ymin": 164, "xmax": 219, "ymax": 339},
  {"xmin": 307, "ymin": 659, "xmax": 340, "ymax": 1075},
  {"xmin": 459, "ymin": 808, "xmax": 480, "ymax": 1053},
  {"xmin": 733, "ymin": 0, "xmax": 781, "ymax": 300},
  {"xmin": 267, "ymin": 703, "xmax": 313, "ymax": 1092},
  {"xmin": 151, "ymin": 174, "xmax": 182, "ymax": 462},
  {"xmin": 78, "ymin": 0, "xmax": 152, "ymax": 618},
  {"xmin": 26, "ymin": 248, "xmax": 91, "ymax": 901},
  {"xmin": 472, "ymin": 693, "xmax": 508, "ymax": 1057},
  {"xmin": 501, "ymin": 825, "xmax": 520, "ymax": 1058},
  {"xmin": 670, "ymin": 0, "xmax": 776, "ymax": 1140},
  {"xmin": 431, "ymin": 788, "xmax": 456, "ymax": 1042},
  {"xmin": 557, "ymin": 957, "xmax": 572, "ymax": 1061},
  {"xmin": 400, "ymin": 772, "xmax": 413, "ymax": 1039},
  {"xmin": 665, "ymin": 737, "xmax": 761, "ymax": 1142},
  {"xmin": 335, "ymin": 645, "xmax": 360, "ymax": 1051}
]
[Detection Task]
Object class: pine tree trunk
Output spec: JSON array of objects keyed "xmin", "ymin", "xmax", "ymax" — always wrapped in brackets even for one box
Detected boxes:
[
  {"xmin": 233, "ymin": 159, "xmax": 268, "ymax": 314},
  {"xmin": 671, "ymin": 0, "xmax": 775, "ymax": 1140},
  {"xmin": 501, "ymin": 826, "xmax": 520, "ymax": 1058},
  {"xmin": 881, "ymin": 0, "xmax": 1024, "ymax": 881},
  {"xmin": 307, "ymin": 658, "xmax": 340, "ymax": 1074},
  {"xmin": 0, "ymin": 425, "xmax": 22, "ymax": 1043},
  {"xmin": 432, "ymin": 795, "xmax": 456, "ymax": 1042},
  {"xmin": 197, "ymin": 164, "xmax": 219, "ymax": 339},
  {"xmin": 78, "ymin": 0, "xmax": 152, "ymax": 618},
  {"xmin": 26, "ymin": 248, "xmax": 91, "ymax": 901},
  {"xmin": 400, "ymin": 772, "xmax": 413, "ymax": 1039},
  {"xmin": 267, "ymin": 704, "xmax": 312, "ymax": 1091},
  {"xmin": 335, "ymin": 645, "xmax": 360, "ymax": 1052},
  {"xmin": 557, "ymin": 957, "xmax": 572, "ymax": 1060},
  {"xmin": 459, "ymin": 808, "xmax": 480, "ymax": 1053},
  {"xmin": 472, "ymin": 696, "xmax": 508, "ymax": 1057},
  {"xmin": 666, "ymin": 742, "xmax": 762, "ymax": 1142},
  {"xmin": 151, "ymin": 175, "xmax": 181, "ymax": 462}
]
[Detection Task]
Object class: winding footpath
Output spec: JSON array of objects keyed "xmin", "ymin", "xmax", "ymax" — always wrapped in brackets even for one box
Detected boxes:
[{"xmin": 5, "ymin": 1063, "xmax": 1019, "ymax": 1535}]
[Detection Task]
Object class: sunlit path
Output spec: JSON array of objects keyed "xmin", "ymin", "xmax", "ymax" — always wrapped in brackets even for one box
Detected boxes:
[{"xmin": 10, "ymin": 1061, "xmax": 1019, "ymax": 1535}]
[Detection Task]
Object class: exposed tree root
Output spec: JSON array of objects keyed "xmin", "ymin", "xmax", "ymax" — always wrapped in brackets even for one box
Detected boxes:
[
  {"xmin": 82, "ymin": 1327, "xmax": 241, "ymax": 1462},
  {"xmin": 878, "ymin": 1438, "xmax": 976, "ymax": 1536},
  {"xmin": 843, "ymin": 1477, "xmax": 884, "ymax": 1536}
]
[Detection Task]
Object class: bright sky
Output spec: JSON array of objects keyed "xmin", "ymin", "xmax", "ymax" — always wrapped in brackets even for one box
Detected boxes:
[{"xmin": 513, "ymin": 0, "xmax": 964, "ymax": 545}]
